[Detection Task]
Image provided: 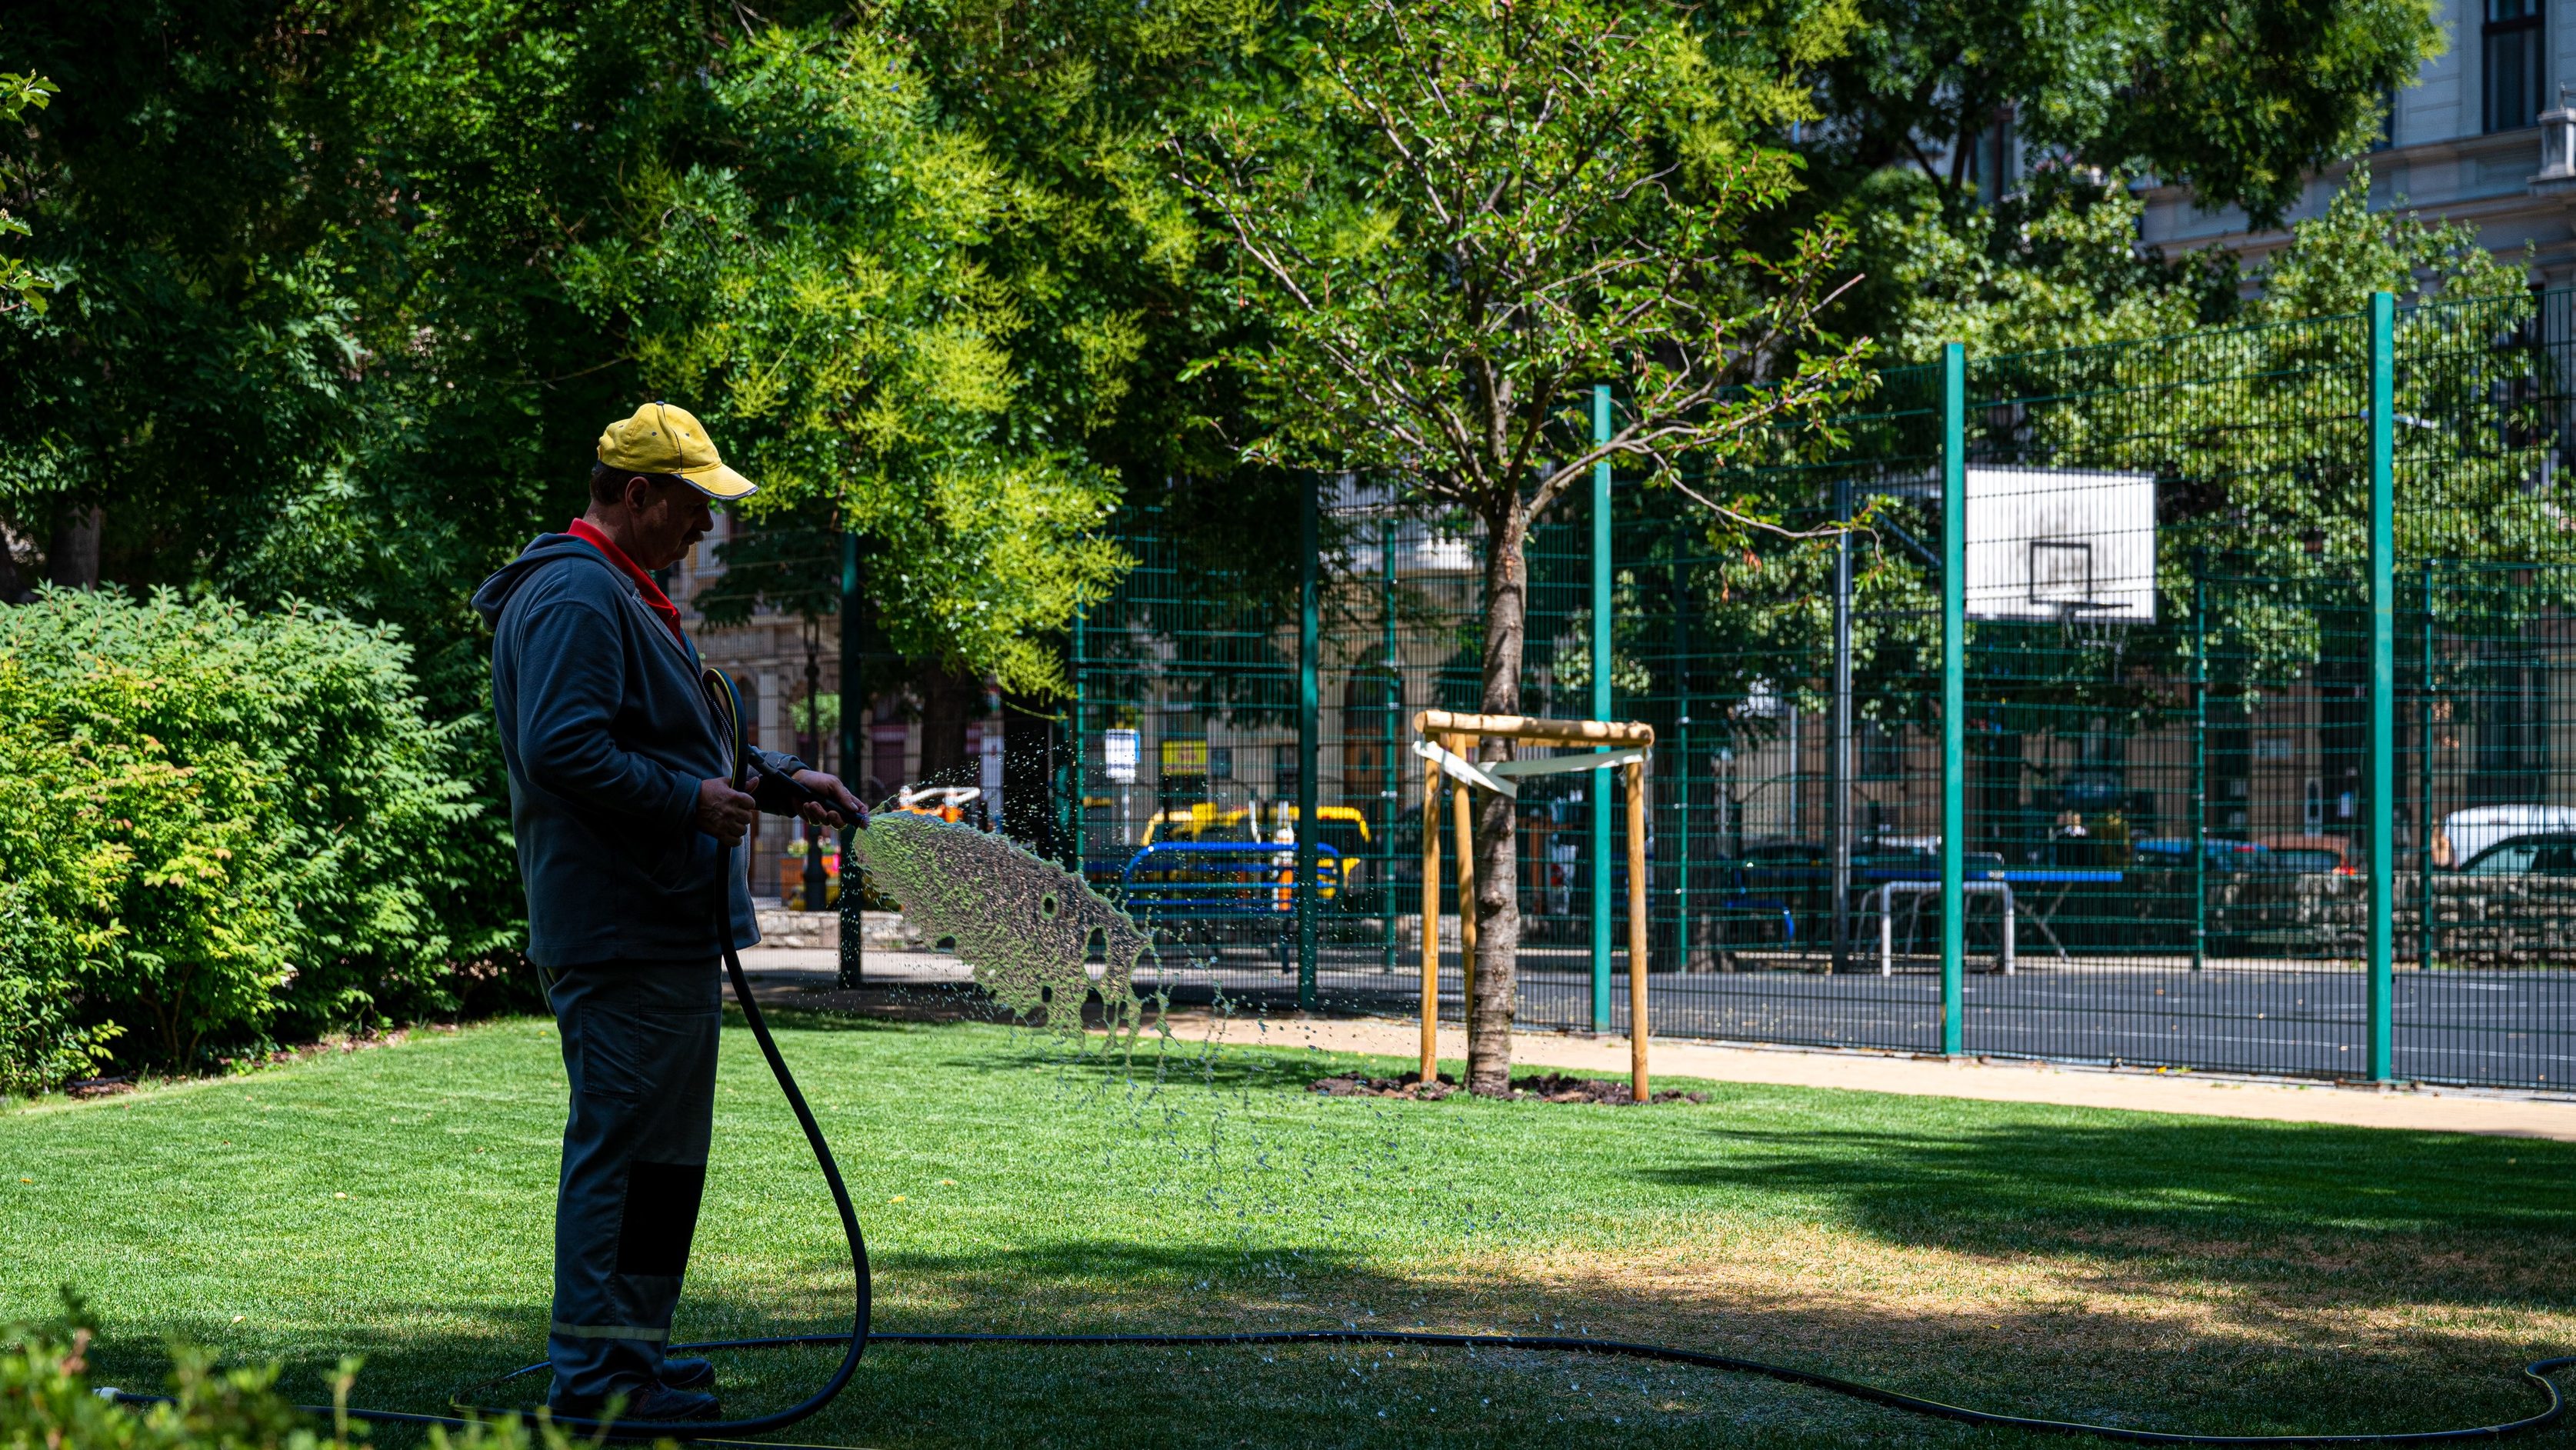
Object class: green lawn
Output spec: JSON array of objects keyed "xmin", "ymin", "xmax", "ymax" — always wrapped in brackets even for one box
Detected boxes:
[{"xmin": 2, "ymin": 1011, "xmax": 2571, "ymax": 1448}]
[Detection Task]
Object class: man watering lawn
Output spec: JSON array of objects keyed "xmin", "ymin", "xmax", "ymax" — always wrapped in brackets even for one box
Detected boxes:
[{"xmin": 472, "ymin": 403, "xmax": 865, "ymax": 1422}]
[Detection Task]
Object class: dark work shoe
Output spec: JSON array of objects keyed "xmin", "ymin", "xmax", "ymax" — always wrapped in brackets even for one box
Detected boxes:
[
  {"xmin": 547, "ymin": 1385, "xmax": 721, "ymax": 1424},
  {"xmin": 658, "ymin": 1357, "xmax": 715, "ymax": 1392}
]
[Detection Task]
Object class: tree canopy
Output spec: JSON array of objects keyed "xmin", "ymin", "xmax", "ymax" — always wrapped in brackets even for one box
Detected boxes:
[
  {"xmin": 1804, "ymin": 0, "xmax": 2440, "ymax": 232},
  {"xmin": 0, "ymin": 0, "xmax": 1148, "ymax": 693}
]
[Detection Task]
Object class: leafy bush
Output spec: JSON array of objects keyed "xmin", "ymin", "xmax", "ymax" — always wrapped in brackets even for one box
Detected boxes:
[
  {"xmin": 2, "ymin": 1297, "xmax": 582, "ymax": 1450},
  {"xmin": 0, "ymin": 588, "xmax": 504, "ymax": 1092}
]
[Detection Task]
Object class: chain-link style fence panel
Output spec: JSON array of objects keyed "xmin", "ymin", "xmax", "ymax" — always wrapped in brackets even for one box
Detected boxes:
[{"xmin": 1055, "ymin": 292, "xmax": 2576, "ymax": 1091}]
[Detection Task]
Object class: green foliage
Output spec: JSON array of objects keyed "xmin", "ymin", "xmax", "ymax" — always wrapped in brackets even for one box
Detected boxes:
[
  {"xmin": 1881, "ymin": 158, "xmax": 2528, "ymax": 359},
  {"xmin": 1855, "ymin": 167, "xmax": 2231, "ymax": 362},
  {"xmin": 886, "ymin": 0, "xmax": 1295, "ymax": 536},
  {"xmin": 556, "ymin": 24, "xmax": 1126, "ymax": 693},
  {"xmin": 1789, "ymin": 162, "xmax": 2557, "ymax": 725},
  {"xmin": 0, "ymin": 589, "xmax": 492, "ymax": 1092},
  {"xmin": 1954, "ymin": 162, "xmax": 2538, "ymax": 573},
  {"xmin": 0, "ymin": 1, "xmax": 1138, "ymax": 695},
  {"xmin": 2, "ymin": 1295, "xmax": 581, "ymax": 1450},
  {"xmin": 0, "ymin": 58, "xmax": 55, "ymax": 315},
  {"xmin": 1804, "ymin": 0, "xmax": 2440, "ymax": 231},
  {"xmin": 1172, "ymin": 0, "xmax": 1869, "ymax": 520},
  {"xmin": 0, "ymin": 2, "xmax": 380, "ymax": 585},
  {"xmin": 1161, "ymin": 0, "xmax": 1885, "ymax": 731}
]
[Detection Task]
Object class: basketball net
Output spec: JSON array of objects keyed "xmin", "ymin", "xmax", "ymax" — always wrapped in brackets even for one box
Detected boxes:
[{"xmin": 2057, "ymin": 601, "xmax": 2129, "ymax": 657}]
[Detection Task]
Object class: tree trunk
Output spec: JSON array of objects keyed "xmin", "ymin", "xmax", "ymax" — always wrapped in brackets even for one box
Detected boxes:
[
  {"xmin": 1467, "ymin": 505, "xmax": 1529, "ymax": 1095},
  {"xmin": 915, "ymin": 664, "xmax": 981, "ymax": 785},
  {"xmin": 999, "ymin": 692, "xmax": 1063, "ymax": 856},
  {"xmin": 47, "ymin": 504, "xmax": 102, "ymax": 590}
]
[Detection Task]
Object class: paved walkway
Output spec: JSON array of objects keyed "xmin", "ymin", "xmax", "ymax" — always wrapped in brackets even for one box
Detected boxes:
[
  {"xmin": 737, "ymin": 948, "xmax": 2576, "ymax": 1142},
  {"xmin": 1225, "ymin": 1016, "xmax": 2576, "ymax": 1141}
]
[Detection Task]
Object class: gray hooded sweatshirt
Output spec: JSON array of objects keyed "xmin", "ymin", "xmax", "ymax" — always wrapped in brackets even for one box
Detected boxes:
[{"xmin": 471, "ymin": 532, "xmax": 805, "ymax": 967}]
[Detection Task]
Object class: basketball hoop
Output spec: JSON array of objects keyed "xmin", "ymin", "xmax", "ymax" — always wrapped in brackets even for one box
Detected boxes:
[
  {"xmin": 2057, "ymin": 601, "xmax": 2130, "ymax": 655},
  {"xmin": 1961, "ymin": 467, "xmax": 2158, "ymax": 631}
]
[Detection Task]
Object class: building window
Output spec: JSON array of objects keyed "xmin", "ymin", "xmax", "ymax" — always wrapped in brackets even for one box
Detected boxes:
[
  {"xmin": 1965, "ymin": 108, "xmax": 2015, "ymax": 206},
  {"xmin": 2486, "ymin": 0, "xmax": 2545, "ymax": 133}
]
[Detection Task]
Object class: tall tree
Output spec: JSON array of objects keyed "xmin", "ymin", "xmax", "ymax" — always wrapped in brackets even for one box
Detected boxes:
[
  {"xmin": 1169, "ymin": 0, "xmax": 1871, "ymax": 1094},
  {"xmin": 0, "ymin": 0, "xmax": 1137, "ymax": 693},
  {"xmin": 1804, "ymin": 0, "xmax": 2440, "ymax": 232},
  {"xmin": 0, "ymin": 0, "xmax": 1155, "ymax": 965},
  {"xmin": 0, "ymin": 0, "xmax": 383, "ymax": 594},
  {"xmin": 553, "ymin": 21, "xmax": 1129, "ymax": 695}
]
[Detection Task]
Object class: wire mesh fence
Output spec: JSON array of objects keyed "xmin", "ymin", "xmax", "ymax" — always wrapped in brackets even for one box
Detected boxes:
[{"xmin": 1057, "ymin": 289, "xmax": 2576, "ymax": 1092}]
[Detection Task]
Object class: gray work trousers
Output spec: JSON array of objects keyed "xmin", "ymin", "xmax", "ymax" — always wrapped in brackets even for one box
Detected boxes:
[{"xmin": 545, "ymin": 958, "xmax": 721, "ymax": 1402}]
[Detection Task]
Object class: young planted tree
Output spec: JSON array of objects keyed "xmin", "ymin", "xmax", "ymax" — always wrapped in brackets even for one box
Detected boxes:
[{"xmin": 1167, "ymin": 0, "xmax": 1871, "ymax": 1093}]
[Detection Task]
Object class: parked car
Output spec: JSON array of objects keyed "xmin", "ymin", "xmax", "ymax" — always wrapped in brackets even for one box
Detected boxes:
[
  {"xmin": 2254, "ymin": 834, "xmax": 2357, "ymax": 875},
  {"xmin": 2455, "ymin": 832, "xmax": 2576, "ymax": 876},
  {"xmin": 2434, "ymin": 805, "xmax": 2576, "ymax": 868}
]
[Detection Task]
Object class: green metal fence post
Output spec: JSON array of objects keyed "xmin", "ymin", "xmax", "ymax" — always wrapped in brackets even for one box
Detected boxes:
[
  {"xmin": 1298, "ymin": 473, "xmax": 1321, "ymax": 1012},
  {"xmin": 2191, "ymin": 551, "xmax": 2207, "ymax": 973},
  {"xmin": 1383, "ymin": 514, "xmax": 1400, "ymax": 978},
  {"xmin": 2419, "ymin": 560, "xmax": 2435, "ymax": 977},
  {"xmin": 838, "ymin": 532, "xmax": 864, "ymax": 990},
  {"xmin": 1671, "ymin": 531, "xmax": 1693, "ymax": 980},
  {"xmin": 2367, "ymin": 291, "xmax": 2397, "ymax": 1082},
  {"xmin": 1068, "ymin": 600, "xmax": 1087, "ymax": 878},
  {"xmin": 1591, "ymin": 383, "xmax": 1615, "ymax": 1033},
  {"xmin": 1831, "ymin": 472, "xmax": 1854, "ymax": 975},
  {"xmin": 1940, "ymin": 343, "xmax": 1967, "ymax": 1056}
]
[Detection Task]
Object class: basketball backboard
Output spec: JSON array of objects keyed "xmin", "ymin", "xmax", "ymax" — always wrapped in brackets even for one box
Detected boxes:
[{"xmin": 1962, "ymin": 467, "xmax": 2157, "ymax": 625}]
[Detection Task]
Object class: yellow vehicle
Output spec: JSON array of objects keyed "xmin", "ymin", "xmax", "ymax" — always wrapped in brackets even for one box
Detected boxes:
[
  {"xmin": 1137, "ymin": 802, "xmax": 1372, "ymax": 902},
  {"xmin": 1140, "ymin": 802, "xmax": 1251, "ymax": 844},
  {"xmin": 1141, "ymin": 802, "xmax": 1371, "ymax": 848}
]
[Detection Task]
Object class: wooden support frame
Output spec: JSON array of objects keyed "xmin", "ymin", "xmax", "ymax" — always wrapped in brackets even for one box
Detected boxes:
[{"xmin": 1412, "ymin": 710, "xmax": 1658, "ymax": 1102}]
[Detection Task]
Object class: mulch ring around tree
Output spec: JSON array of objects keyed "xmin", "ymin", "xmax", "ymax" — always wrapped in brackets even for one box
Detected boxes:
[{"xmin": 1308, "ymin": 1070, "xmax": 1707, "ymax": 1105}]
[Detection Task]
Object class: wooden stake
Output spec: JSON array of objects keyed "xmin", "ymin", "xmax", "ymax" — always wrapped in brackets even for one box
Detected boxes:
[
  {"xmin": 1625, "ymin": 756, "xmax": 1651, "ymax": 1102},
  {"xmin": 1420, "ymin": 749, "xmax": 1442, "ymax": 1088},
  {"xmin": 1415, "ymin": 710, "xmax": 1653, "ymax": 746},
  {"xmin": 1450, "ymin": 732, "xmax": 1480, "ymax": 1031},
  {"xmin": 1405, "ymin": 715, "xmax": 1661, "ymax": 1099}
]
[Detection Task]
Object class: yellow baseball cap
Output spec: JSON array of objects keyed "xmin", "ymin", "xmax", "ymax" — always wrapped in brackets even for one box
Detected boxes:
[{"xmin": 596, "ymin": 402, "xmax": 758, "ymax": 502}]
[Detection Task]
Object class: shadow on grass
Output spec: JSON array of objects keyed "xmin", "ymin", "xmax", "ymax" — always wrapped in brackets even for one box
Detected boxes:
[
  {"xmin": 72, "ymin": 1230, "xmax": 2572, "ymax": 1450},
  {"xmin": 1639, "ymin": 1118, "xmax": 2576, "ymax": 1242}
]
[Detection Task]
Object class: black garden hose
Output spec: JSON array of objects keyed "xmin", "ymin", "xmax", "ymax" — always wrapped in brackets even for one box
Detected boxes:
[{"xmin": 96, "ymin": 669, "xmax": 2574, "ymax": 1448}]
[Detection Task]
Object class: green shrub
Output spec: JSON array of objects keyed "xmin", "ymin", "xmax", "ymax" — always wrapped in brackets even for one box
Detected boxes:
[
  {"xmin": 2, "ymin": 1298, "xmax": 585, "ymax": 1450},
  {"xmin": 0, "ymin": 588, "xmax": 503, "ymax": 1091}
]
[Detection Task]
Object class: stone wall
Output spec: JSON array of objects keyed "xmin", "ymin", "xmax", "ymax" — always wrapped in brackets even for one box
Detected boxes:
[
  {"xmin": 2186, "ymin": 872, "xmax": 2576, "ymax": 966},
  {"xmin": 750, "ymin": 908, "xmax": 925, "ymax": 952}
]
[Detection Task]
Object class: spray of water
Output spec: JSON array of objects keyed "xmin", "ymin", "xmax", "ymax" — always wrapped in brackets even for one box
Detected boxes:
[
  {"xmin": 850, "ymin": 812, "xmax": 1153, "ymax": 1054},
  {"xmin": 847, "ymin": 805, "xmax": 1514, "ymax": 1351}
]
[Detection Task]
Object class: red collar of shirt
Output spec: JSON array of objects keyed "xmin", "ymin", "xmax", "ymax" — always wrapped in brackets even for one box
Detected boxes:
[{"xmin": 567, "ymin": 518, "xmax": 685, "ymax": 645}]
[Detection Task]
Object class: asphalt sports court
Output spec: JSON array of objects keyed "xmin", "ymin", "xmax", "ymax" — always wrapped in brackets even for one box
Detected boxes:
[{"xmin": 1121, "ymin": 948, "xmax": 2576, "ymax": 1091}]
